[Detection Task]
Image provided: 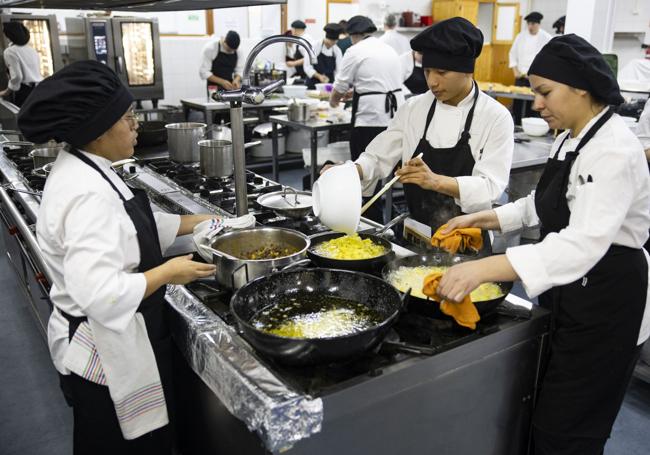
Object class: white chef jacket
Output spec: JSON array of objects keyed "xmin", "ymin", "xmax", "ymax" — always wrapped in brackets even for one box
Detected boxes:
[
  {"xmin": 333, "ymin": 36, "xmax": 405, "ymax": 127},
  {"xmin": 619, "ymin": 58, "xmax": 650, "ymax": 84},
  {"xmin": 508, "ymin": 29, "xmax": 553, "ymax": 75},
  {"xmin": 37, "ymin": 150, "xmax": 181, "ymax": 375},
  {"xmin": 637, "ymin": 98, "xmax": 650, "ymax": 151},
  {"xmin": 3, "ymin": 44, "xmax": 42, "ymax": 91},
  {"xmin": 198, "ymin": 39, "xmax": 244, "ymax": 81},
  {"xmin": 356, "ymin": 86, "xmax": 514, "ymax": 212},
  {"xmin": 285, "ymin": 33, "xmax": 315, "ymax": 78},
  {"xmin": 302, "ymin": 40, "xmax": 343, "ymax": 79},
  {"xmin": 379, "ymin": 29, "xmax": 411, "ymax": 57},
  {"xmin": 494, "ymin": 109, "xmax": 650, "ymax": 344}
]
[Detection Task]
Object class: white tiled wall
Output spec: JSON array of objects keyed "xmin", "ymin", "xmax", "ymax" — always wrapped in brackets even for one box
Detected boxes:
[{"xmin": 158, "ymin": 36, "xmax": 212, "ymax": 107}]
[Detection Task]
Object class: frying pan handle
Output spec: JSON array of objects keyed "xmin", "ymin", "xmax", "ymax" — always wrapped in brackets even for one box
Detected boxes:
[
  {"xmin": 280, "ymin": 258, "xmax": 311, "ymax": 271},
  {"xmin": 231, "ymin": 262, "xmax": 250, "ymax": 289},
  {"xmin": 374, "ymin": 212, "xmax": 410, "ymax": 237},
  {"xmin": 399, "ymin": 288, "xmax": 412, "ymax": 313}
]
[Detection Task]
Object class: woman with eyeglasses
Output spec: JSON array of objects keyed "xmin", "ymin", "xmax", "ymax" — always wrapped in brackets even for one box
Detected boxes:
[
  {"xmin": 17, "ymin": 61, "xmax": 217, "ymax": 454},
  {"xmin": 435, "ymin": 35, "xmax": 650, "ymax": 454}
]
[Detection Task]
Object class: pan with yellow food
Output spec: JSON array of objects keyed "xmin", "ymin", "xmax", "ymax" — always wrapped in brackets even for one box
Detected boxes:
[
  {"xmin": 306, "ymin": 232, "xmax": 395, "ymax": 273},
  {"xmin": 382, "ymin": 253, "xmax": 512, "ymax": 318}
]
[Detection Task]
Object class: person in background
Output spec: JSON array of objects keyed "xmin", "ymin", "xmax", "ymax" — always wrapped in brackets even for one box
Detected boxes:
[
  {"xmin": 509, "ymin": 11, "xmax": 552, "ymax": 124},
  {"xmin": 436, "ymin": 35, "xmax": 650, "ymax": 455},
  {"xmin": 199, "ymin": 30, "xmax": 243, "ymax": 92},
  {"xmin": 333, "ymin": 18, "xmax": 513, "ymax": 243},
  {"xmin": 553, "ymin": 15, "xmax": 565, "ymax": 35},
  {"xmin": 0, "ymin": 21, "xmax": 42, "ymax": 107},
  {"xmin": 401, "ymin": 50, "xmax": 428, "ymax": 95},
  {"xmin": 379, "ymin": 13, "xmax": 411, "ymax": 57},
  {"xmin": 337, "ymin": 20, "xmax": 353, "ymax": 55},
  {"xmin": 328, "ymin": 15, "xmax": 404, "ymax": 222},
  {"xmin": 638, "ymin": 98, "xmax": 650, "ymax": 162},
  {"xmin": 285, "ymin": 20, "xmax": 314, "ymax": 81},
  {"xmin": 303, "ymin": 23, "xmax": 343, "ymax": 89},
  {"xmin": 18, "ymin": 60, "xmax": 218, "ymax": 453}
]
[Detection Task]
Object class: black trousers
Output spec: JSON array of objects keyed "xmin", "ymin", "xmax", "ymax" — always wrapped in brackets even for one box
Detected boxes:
[
  {"xmin": 350, "ymin": 126, "xmax": 387, "ymax": 224},
  {"xmin": 59, "ymin": 373, "xmax": 172, "ymax": 455},
  {"xmin": 512, "ymin": 77, "xmax": 538, "ymax": 126}
]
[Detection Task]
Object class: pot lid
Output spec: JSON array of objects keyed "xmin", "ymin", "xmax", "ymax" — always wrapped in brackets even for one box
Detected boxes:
[{"xmin": 257, "ymin": 190, "xmax": 312, "ymax": 210}]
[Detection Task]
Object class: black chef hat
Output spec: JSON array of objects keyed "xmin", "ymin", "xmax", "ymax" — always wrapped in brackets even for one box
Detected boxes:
[
  {"xmin": 225, "ymin": 30, "xmax": 240, "ymax": 50},
  {"xmin": 346, "ymin": 15, "xmax": 377, "ymax": 35},
  {"xmin": 525, "ymin": 12, "xmax": 543, "ymax": 23},
  {"xmin": 291, "ymin": 20, "xmax": 307, "ymax": 30},
  {"xmin": 324, "ymin": 23, "xmax": 342, "ymax": 41},
  {"xmin": 410, "ymin": 17, "xmax": 483, "ymax": 73},
  {"xmin": 18, "ymin": 60, "xmax": 134, "ymax": 146},
  {"xmin": 528, "ymin": 34, "xmax": 624, "ymax": 105},
  {"xmin": 553, "ymin": 16, "xmax": 566, "ymax": 33},
  {"xmin": 2, "ymin": 22, "xmax": 30, "ymax": 46}
]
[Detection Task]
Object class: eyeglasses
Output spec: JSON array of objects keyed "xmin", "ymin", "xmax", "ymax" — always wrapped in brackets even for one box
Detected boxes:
[{"xmin": 123, "ymin": 110, "xmax": 139, "ymax": 127}]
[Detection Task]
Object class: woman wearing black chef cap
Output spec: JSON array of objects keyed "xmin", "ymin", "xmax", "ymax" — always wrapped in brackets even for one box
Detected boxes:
[
  {"xmin": 0, "ymin": 21, "xmax": 43, "ymax": 106},
  {"xmin": 304, "ymin": 23, "xmax": 343, "ymax": 89},
  {"xmin": 18, "ymin": 60, "xmax": 218, "ymax": 453},
  {"xmin": 437, "ymin": 34, "xmax": 650, "ymax": 454}
]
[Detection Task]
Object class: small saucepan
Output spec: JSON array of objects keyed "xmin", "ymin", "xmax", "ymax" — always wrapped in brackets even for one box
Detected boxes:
[{"xmin": 256, "ymin": 187, "xmax": 312, "ymax": 219}]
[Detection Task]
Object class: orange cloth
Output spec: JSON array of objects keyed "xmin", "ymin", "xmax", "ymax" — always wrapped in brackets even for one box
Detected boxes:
[
  {"xmin": 431, "ymin": 224, "xmax": 483, "ymax": 254},
  {"xmin": 422, "ymin": 272, "xmax": 480, "ymax": 330}
]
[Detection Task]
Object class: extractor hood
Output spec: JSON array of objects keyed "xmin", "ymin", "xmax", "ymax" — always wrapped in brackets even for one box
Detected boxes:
[{"xmin": 0, "ymin": 0, "xmax": 285, "ymax": 12}]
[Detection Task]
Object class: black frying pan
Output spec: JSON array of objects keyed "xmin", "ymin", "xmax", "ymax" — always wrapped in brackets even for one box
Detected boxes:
[
  {"xmin": 382, "ymin": 253, "xmax": 513, "ymax": 318},
  {"xmin": 307, "ymin": 232, "xmax": 395, "ymax": 274},
  {"xmin": 230, "ymin": 268, "xmax": 407, "ymax": 365}
]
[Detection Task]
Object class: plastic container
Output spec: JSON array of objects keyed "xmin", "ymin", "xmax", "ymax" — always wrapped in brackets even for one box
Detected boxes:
[{"xmin": 282, "ymin": 85, "xmax": 308, "ymax": 98}]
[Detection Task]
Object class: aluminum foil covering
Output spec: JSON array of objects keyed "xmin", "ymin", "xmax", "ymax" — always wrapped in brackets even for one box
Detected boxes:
[{"xmin": 166, "ymin": 284, "xmax": 323, "ymax": 453}]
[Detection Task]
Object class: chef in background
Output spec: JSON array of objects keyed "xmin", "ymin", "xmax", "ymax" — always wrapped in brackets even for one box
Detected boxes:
[
  {"xmin": 303, "ymin": 23, "xmax": 343, "ymax": 89},
  {"xmin": 199, "ymin": 30, "xmax": 243, "ymax": 92},
  {"xmin": 509, "ymin": 12, "xmax": 552, "ymax": 124},
  {"xmin": 18, "ymin": 60, "xmax": 218, "ymax": 452},
  {"xmin": 553, "ymin": 15, "xmax": 565, "ymax": 35},
  {"xmin": 285, "ymin": 20, "xmax": 314, "ymax": 81},
  {"xmin": 401, "ymin": 50, "xmax": 428, "ymax": 96},
  {"xmin": 337, "ymin": 20, "xmax": 353, "ymax": 55},
  {"xmin": 437, "ymin": 35, "xmax": 650, "ymax": 455},
  {"xmin": 379, "ymin": 13, "xmax": 410, "ymax": 56},
  {"xmin": 0, "ymin": 21, "xmax": 42, "ymax": 106},
  {"xmin": 343, "ymin": 17, "xmax": 513, "ymax": 242},
  {"xmin": 328, "ymin": 15, "xmax": 404, "ymax": 222}
]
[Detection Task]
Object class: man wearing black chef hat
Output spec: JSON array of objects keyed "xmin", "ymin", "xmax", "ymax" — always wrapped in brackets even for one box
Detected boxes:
[
  {"xmin": 326, "ymin": 15, "xmax": 404, "ymax": 221},
  {"xmin": 199, "ymin": 30, "xmax": 243, "ymax": 92},
  {"xmin": 553, "ymin": 15, "xmax": 566, "ymax": 35},
  {"xmin": 509, "ymin": 11, "xmax": 552, "ymax": 124},
  {"xmin": 326, "ymin": 17, "xmax": 513, "ymax": 243},
  {"xmin": 19, "ymin": 60, "xmax": 218, "ymax": 452},
  {"xmin": 304, "ymin": 23, "xmax": 343, "ymax": 89},
  {"xmin": 286, "ymin": 20, "xmax": 314, "ymax": 81},
  {"xmin": 436, "ymin": 34, "xmax": 650, "ymax": 455}
]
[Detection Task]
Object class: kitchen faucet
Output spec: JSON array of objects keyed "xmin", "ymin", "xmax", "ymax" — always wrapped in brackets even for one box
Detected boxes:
[{"xmin": 213, "ymin": 35, "xmax": 317, "ymax": 217}]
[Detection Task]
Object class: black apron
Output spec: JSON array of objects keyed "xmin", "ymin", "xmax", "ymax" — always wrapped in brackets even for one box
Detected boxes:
[
  {"xmin": 403, "ymin": 82, "xmax": 480, "ymax": 233},
  {"xmin": 10, "ymin": 82, "xmax": 35, "ymax": 107},
  {"xmin": 59, "ymin": 150, "xmax": 174, "ymax": 451},
  {"xmin": 306, "ymin": 43, "xmax": 336, "ymax": 89},
  {"xmin": 403, "ymin": 56, "xmax": 428, "ymax": 95},
  {"xmin": 287, "ymin": 46, "xmax": 307, "ymax": 79},
  {"xmin": 209, "ymin": 42, "xmax": 237, "ymax": 90},
  {"xmin": 351, "ymin": 88, "xmax": 401, "ymax": 128},
  {"xmin": 532, "ymin": 109, "xmax": 647, "ymax": 449}
]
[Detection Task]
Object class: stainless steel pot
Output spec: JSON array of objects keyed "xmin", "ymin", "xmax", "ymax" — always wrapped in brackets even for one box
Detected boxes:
[
  {"xmin": 202, "ymin": 227, "xmax": 310, "ymax": 289},
  {"xmin": 198, "ymin": 140, "xmax": 262, "ymax": 178},
  {"xmin": 29, "ymin": 145, "xmax": 61, "ymax": 168},
  {"xmin": 165, "ymin": 122, "xmax": 207, "ymax": 163},
  {"xmin": 287, "ymin": 102, "xmax": 309, "ymax": 122}
]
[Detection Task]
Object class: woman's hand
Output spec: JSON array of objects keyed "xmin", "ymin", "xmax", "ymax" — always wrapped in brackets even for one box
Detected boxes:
[
  {"xmin": 395, "ymin": 156, "xmax": 440, "ymax": 191},
  {"xmin": 163, "ymin": 254, "xmax": 216, "ymax": 285},
  {"xmin": 436, "ymin": 261, "xmax": 488, "ymax": 303}
]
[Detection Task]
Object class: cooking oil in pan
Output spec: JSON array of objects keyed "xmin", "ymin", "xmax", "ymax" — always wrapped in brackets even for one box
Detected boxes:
[{"xmin": 251, "ymin": 293, "xmax": 384, "ymax": 339}]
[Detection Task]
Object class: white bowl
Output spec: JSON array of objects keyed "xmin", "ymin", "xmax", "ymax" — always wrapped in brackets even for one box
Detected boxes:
[
  {"xmin": 313, "ymin": 161, "xmax": 361, "ymax": 234},
  {"xmin": 282, "ymin": 84, "xmax": 308, "ymax": 98},
  {"xmin": 521, "ymin": 117, "xmax": 550, "ymax": 136}
]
